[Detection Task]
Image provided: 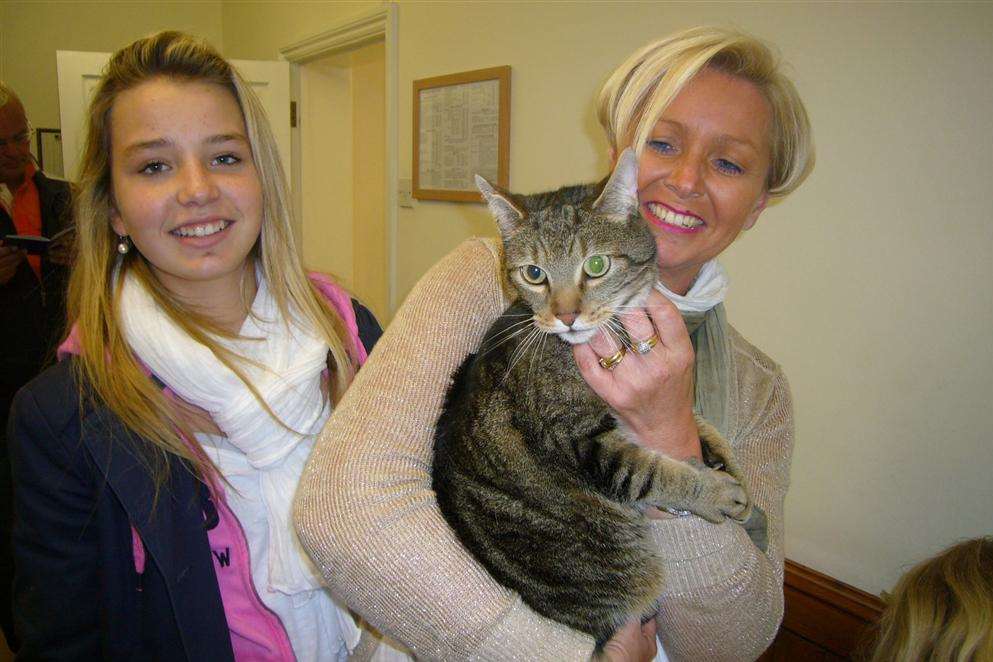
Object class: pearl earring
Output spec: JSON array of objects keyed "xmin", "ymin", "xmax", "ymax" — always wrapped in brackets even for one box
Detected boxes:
[{"xmin": 117, "ymin": 235, "xmax": 130, "ymax": 255}]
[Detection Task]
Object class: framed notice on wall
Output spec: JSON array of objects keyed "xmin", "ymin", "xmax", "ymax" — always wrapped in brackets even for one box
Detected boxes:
[{"xmin": 413, "ymin": 65, "xmax": 510, "ymax": 202}]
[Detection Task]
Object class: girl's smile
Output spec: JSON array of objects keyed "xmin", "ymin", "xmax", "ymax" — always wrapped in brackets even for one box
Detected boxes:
[{"xmin": 109, "ymin": 77, "xmax": 263, "ymax": 308}]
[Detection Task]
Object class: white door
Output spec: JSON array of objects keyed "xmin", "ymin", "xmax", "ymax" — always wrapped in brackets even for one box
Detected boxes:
[
  {"xmin": 294, "ymin": 41, "xmax": 390, "ymax": 322},
  {"xmin": 56, "ymin": 51, "xmax": 291, "ymax": 184}
]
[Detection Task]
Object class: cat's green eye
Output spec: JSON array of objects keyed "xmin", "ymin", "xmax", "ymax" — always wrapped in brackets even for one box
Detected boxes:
[
  {"xmin": 583, "ymin": 255, "xmax": 611, "ymax": 278},
  {"xmin": 521, "ymin": 265, "xmax": 546, "ymax": 284}
]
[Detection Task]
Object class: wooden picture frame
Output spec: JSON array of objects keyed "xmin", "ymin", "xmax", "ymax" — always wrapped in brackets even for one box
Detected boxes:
[{"xmin": 413, "ymin": 65, "xmax": 510, "ymax": 202}]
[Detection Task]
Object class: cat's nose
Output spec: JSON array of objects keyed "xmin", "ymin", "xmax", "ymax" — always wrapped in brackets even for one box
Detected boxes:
[{"xmin": 557, "ymin": 312, "xmax": 578, "ymax": 326}]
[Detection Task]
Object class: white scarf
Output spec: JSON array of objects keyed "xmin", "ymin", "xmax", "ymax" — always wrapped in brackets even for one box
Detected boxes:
[
  {"xmin": 654, "ymin": 259, "xmax": 735, "ymax": 436},
  {"xmin": 654, "ymin": 259, "xmax": 729, "ymax": 313},
  {"xmin": 119, "ymin": 269, "xmax": 331, "ymax": 594}
]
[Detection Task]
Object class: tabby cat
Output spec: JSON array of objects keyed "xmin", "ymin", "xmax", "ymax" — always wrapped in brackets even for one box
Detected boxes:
[{"xmin": 432, "ymin": 149, "xmax": 755, "ymax": 648}]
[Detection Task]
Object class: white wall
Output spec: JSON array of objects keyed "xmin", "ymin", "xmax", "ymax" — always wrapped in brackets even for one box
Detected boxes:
[
  {"xmin": 0, "ymin": 1, "xmax": 224, "ymax": 129},
  {"xmin": 718, "ymin": 3, "xmax": 993, "ymax": 593}
]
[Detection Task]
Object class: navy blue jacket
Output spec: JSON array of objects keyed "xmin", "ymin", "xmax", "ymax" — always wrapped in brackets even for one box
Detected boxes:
[
  {"xmin": 7, "ymin": 302, "xmax": 381, "ymax": 661},
  {"xmin": 0, "ymin": 170, "xmax": 73, "ymax": 403},
  {"xmin": 1, "ymin": 170, "xmax": 73, "ymax": 650}
]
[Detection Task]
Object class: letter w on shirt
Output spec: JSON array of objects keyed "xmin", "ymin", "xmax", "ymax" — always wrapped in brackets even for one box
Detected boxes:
[{"xmin": 212, "ymin": 547, "xmax": 231, "ymax": 568}]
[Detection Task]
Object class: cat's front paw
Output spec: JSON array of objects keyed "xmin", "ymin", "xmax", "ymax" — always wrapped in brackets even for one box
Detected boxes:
[
  {"xmin": 695, "ymin": 415, "xmax": 747, "ymax": 485},
  {"xmin": 686, "ymin": 468, "xmax": 748, "ymax": 523}
]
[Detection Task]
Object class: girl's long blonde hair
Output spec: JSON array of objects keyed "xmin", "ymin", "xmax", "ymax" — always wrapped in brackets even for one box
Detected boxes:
[
  {"xmin": 69, "ymin": 31, "xmax": 355, "ymax": 489},
  {"xmin": 870, "ymin": 537, "xmax": 993, "ymax": 662}
]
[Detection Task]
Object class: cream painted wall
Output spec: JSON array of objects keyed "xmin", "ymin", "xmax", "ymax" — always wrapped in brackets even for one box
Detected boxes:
[
  {"xmin": 299, "ymin": 52, "xmax": 355, "ymax": 287},
  {"xmin": 350, "ymin": 42, "xmax": 388, "ymax": 323},
  {"xmin": 220, "ymin": 1, "xmax": 388, "ymax": 318},
  {"xmin": 295, "ymin": 40, "xmax": 387, "ymax": 324},
  {"xmin": 0, "ymin": 1, "xmax": 223, "ymax": 130},
  {"xmin": 715, "ymin": 3, "xmax": 993, "ymax": 595},
  {"xmin": 388, "ymin": 1, "xmax": 993, "ymax": 597},
  {"xmin": 220, "ymin": 1, "xmax": 381, "ymax": 60}
]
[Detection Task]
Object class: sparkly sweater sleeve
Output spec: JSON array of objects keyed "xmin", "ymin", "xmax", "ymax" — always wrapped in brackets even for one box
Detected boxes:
[
  {"xmin": 295, "ymin": 239, "xmax": 596, "ymax": 660},
  {"xmin": 648, "ymin": 335, "xmax": 795, "ymax": 661}
]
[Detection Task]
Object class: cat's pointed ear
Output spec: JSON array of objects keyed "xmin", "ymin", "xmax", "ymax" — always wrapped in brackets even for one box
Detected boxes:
[
  {"xmin": 593, "ymin": 147, "xmax": 639, "ymax": 221},
  {"xmin": 476, "ymin": 174, "xmax": 525, "ymax": 238}
]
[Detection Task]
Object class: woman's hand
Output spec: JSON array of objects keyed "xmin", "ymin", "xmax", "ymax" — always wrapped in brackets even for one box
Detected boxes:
[
  {"xmin": 573, "ymin": 289, "xmax": 701, "ymax": 461},
  {"xmin": 597, "ymin": 618, "xmax": 658, "ymax": 662}
]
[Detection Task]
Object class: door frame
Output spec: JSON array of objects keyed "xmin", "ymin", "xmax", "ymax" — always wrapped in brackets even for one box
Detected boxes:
[{"xmin": 280, "ymin": 3, "xmax": 399, "ymax": 314}]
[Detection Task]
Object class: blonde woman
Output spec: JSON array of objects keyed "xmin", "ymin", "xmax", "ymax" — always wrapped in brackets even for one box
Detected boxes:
[
  {"xmin": 870, "ymin": 537, "xmax": 993, "ymax": 662},
  {"xmin": 7, "ymin": 32, "xmax": 382, "ymax": 659},
  {"xmin": 296, "ymin": 26, "xmax": 813, "ymax": 661}
]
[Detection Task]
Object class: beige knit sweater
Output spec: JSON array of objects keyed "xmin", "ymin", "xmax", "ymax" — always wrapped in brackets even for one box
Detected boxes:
[{"xmin": 295, "ymin": 238, "xmax": 794, "ymax": 661}]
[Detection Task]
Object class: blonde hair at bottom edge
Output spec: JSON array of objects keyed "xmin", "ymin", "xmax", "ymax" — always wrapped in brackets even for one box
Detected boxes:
[{"xmin": 870, "ymin": 537, "xmax": 993, "ymax": 662}]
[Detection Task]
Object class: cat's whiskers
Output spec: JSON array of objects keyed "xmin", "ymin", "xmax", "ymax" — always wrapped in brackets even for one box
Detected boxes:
[
  {"xmin": 592, "ymin": 323, "xmax": 628, "ymax": 367},
  {"xmin": 481, "ymin": 325, "xmax": 536, "ymax": 358},
  {"xmin": 487, "ymin": 316, "xmax": 536, "ymax": 342},
  {"xmin": 503, "ymin": 326, "xmax": 544, "ymax": 382},
  {"xmin": 602, "ymin": 318, "xmax": 634, "ymax": 352},
  {"xmin": 603, "ymin": 318, "xmax": 667, "ymax": 372},
  {"xmin": 526, "ymin": 328, "xmax": 548, "ymax": 384},
  {"xmin": 505, "ymin": 326, "xmax": 541, "ymax": 368},
  {"xmin": 613, "ymin": 304, "xmax": 681, "ymax": 311},
  {"xmin": 480, "ymin": 318, "xmax": 538, "ymax": 355}
]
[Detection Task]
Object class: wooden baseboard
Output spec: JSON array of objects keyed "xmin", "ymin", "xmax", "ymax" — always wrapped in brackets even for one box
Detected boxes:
[{"xmin": 759, "ymin": 560, "xmax": 885, "ymax": 661}]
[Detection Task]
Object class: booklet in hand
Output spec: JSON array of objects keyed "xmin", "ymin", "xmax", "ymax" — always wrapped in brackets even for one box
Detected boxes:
[{"xmin": 2, "ymin": 225, "xmax": 75, "ymax": 255}]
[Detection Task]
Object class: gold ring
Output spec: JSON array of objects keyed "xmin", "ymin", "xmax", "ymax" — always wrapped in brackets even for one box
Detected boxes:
[
  {"xmin": 598, "ymin": 346, "xmax": 626, "ymax": 370},
  {"xmin": 634, "ymin": 334, "xmax": 659, "ymax": 355}
]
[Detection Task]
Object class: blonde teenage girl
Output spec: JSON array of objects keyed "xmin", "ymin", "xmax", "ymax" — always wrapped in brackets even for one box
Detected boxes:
[{"xmin": 8, "ymin": 32, "xmax": 383, "ymax": 660}]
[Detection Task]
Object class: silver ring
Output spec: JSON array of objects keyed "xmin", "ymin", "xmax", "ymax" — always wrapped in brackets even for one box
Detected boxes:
[{"xmin": 634, "ymin": 334, "xmax": 659, "ymax": 355}]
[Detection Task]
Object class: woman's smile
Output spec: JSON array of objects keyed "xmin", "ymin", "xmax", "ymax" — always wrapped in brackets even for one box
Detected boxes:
[
  {"xmin": 633, "ymin": 67, "xmax": 772, "ymax": 294},
  {"xmin": 641, "ymin": 201, "xmax": 705, "ymax": 233}
]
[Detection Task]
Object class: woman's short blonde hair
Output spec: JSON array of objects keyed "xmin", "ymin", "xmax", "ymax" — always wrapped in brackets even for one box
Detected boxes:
[
  {"xmin": 597, "ymin": 26, "xmax": 814, "ymax": 198},
  {"xmin": 870, "ymin": 537, "xmax": 993, "ymax": 662}
]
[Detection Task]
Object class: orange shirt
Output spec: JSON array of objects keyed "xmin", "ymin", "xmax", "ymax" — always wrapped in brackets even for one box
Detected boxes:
[{"xmin": 8, "ymin": 163, "xmax": 43, "ymax": 279}]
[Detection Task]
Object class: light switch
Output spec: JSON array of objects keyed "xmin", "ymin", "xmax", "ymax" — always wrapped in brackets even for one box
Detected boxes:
[{"xmin": 398, "ymin": 178, "xmax": 414, "ymax": 208}]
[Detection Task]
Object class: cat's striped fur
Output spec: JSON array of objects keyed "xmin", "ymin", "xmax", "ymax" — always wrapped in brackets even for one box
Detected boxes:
[{"xmin": 432, "ymin": 151, "xmax": 752, "ymax": 647}]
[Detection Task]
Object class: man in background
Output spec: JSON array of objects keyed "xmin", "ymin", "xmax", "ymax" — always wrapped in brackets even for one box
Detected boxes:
[{"xmin": 0, "ymin": 82, "xmax": 73, "ymax": 652}]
